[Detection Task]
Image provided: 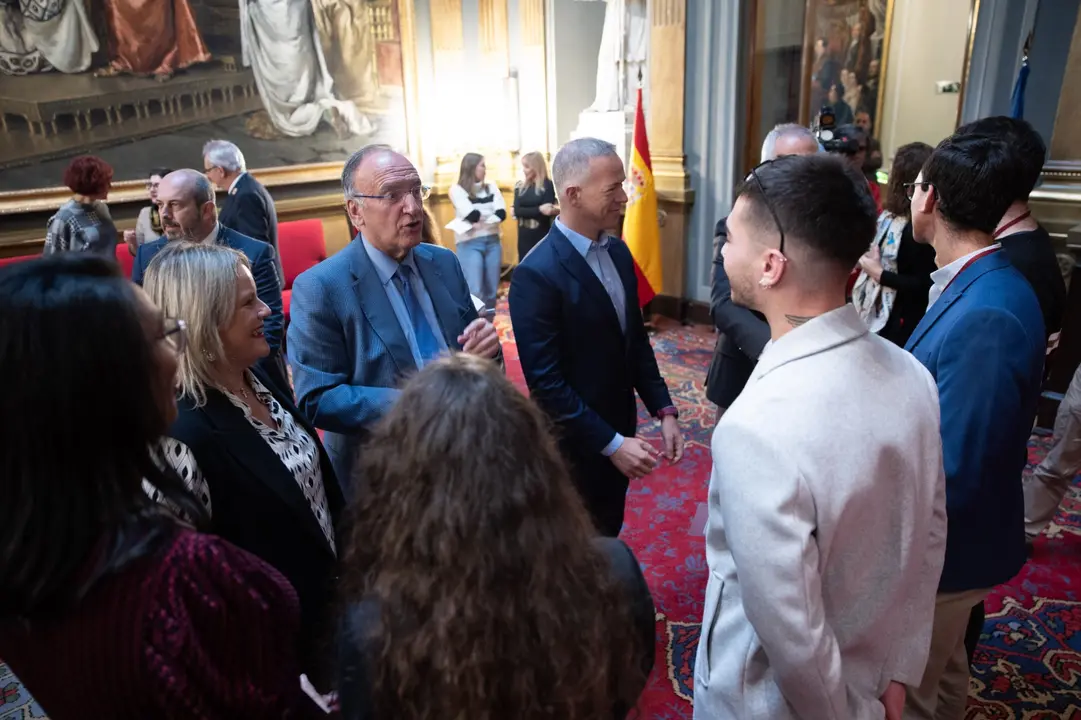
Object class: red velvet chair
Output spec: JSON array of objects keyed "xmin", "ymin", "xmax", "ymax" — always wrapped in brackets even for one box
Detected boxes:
[
  {"xmin": 115, "ymin": 243, "xmax": 135, "ymax": 279},
  {"xmin": 278, "ymin": 219, "xmax": 327, "ymax": 322}
]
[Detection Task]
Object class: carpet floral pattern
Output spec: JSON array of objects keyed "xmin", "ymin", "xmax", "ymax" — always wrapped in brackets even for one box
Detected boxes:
[{"xmin": 2, "ymin": 314, "xmax": 1079, "ymax": 719}]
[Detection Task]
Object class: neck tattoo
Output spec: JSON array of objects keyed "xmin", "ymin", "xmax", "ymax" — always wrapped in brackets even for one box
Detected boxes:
[{"xmin": 785, "ymin": 314, "xmax": 814, "ymax": 328}]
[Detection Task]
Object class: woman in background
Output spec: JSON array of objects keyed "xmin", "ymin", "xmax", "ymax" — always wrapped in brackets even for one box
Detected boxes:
[
  {"xmin": 336, "ymin": 354, "xmax": 655, "ymax": 720},
  {"xmin": 853, "ymin": 141, "xmax": 938, "ymax": 347},
  {"xmin": 44, "ymin": 155, "xmax": 117, "ymax": 256},
  {"xmin": 144, "ymin": 241, "xmax": 343, "ymax": 686},
  {"xmin": 123, "ymin": 167, "xmax": 172, "ymax": 256},
  {"xmin": 0, "ymin": 255, "xmax": 307, "ymax": 718},
  {"xmin": 449, "ymin": 153, "xmax": 505, "ymax": 313},
  {"xmin": 512, "ymin": 151, "xmax": 557, "ymax": 261}
]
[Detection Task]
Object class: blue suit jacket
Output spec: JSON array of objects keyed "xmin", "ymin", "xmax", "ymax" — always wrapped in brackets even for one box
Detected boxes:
[
  {"xmin": 509, "ymin": 225, "xmax": 672, "ymax": 462},
  {"xmin": 287, "ymin": 238, "xmax": 486, "ymax": 490},
  {"xmin": 905, "ymin": 251, "xmax": 1044, "ymax": 593},
  {"xmin": 131, "ymin": 226, "xmax": 284, "ymax": 354}
]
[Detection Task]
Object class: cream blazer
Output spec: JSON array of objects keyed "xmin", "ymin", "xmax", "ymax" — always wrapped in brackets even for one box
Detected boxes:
[{"xmin": 694, "ymin": 304, "xmax": 947, "ymax": 719}]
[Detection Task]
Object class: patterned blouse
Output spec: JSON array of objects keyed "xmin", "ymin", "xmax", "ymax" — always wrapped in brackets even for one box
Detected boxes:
[
  {"xmin": 147, "ymin": 373, "xmax": 336, "ymax": 553},
  {"xmin": 43, "ymin": 199, "xmax": 119, "ymax": 255}
]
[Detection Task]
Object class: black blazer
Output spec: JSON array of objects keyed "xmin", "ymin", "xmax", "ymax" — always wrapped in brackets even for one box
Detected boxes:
[
  {"xmin": 167, "ymin": 365, "xmax": 345, "ymax": 680},
  {"xmin": 512, "ymin": 178, "xmax": 557, "ymax": 258},
  {"xmin": 219, "ymin": 173, "xmax": 283, "ymax": 288},
  {"xmin": 336, "ymin": 537, "xmax": 656, "ymax": 720},
  {"xmin": 705, "ymin": 217, "xmax": 770, "ymax": 409},
  {"xmin": 509, "ymin": 225, "xmax": 672, "ymax": 474},
  {"xmin": 877, "ymin": 221, "xmax": 937, "ymax": 348}
]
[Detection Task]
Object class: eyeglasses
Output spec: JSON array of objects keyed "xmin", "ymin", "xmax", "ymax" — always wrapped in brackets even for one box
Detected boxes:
[
  {"xmin": 145, "ymin": 181, "xmax": 161, "ymax": 191},
  {"xmin": 161, "ymin": 317, "xmax": 187, "ymax": 353},
  {"xmin": 350, "ymin": 185, "xmax": 432, "ymax": 204},
  {"xmin": 903, "ymin": 181, "xmax": 934, "ymax": 200},
  {"xmin": 747, "ymin": 160, "xmax": 786, "ymax": 256}
]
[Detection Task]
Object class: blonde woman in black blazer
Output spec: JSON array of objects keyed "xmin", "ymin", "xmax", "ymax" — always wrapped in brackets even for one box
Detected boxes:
[{"xmin": 512, "ymin": 151, "xmax": 557, "ymax": 261}]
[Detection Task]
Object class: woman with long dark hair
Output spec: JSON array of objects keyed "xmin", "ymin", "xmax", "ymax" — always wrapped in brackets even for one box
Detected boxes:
[
  {"xmin": 336, "ymin": 354, "xmax": 655, "ymax": 720},
  {"xmin": 853, "ymin": 141, "xmax": 938, "ymax": 347},
  {"xmin": 0, "ymin": 255, "xmax": 308, "ymax": 718}
]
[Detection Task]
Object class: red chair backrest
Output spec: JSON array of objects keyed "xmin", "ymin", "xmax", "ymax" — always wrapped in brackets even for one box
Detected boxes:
[
  {"xmin": 115, "ymin": 243, "xmax": 134, "ymax": 278},
  {"xmin": 278, "ymin": 219, "xmax": 327, "ymax": 290}
]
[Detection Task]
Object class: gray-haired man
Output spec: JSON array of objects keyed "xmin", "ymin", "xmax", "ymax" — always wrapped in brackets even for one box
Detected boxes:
[
  {"xmin": 509, "ymin": 137, "xmax": 683, "ymax": 537},
  {"xmin": 203, "ymin": 139, "xmax": 283, "ymax": 288}
]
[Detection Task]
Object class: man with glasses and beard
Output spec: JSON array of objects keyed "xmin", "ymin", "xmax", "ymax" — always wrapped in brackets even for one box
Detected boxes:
[{"xmin": 694, "ymin": 154, "xmax": 946, "ymax": 720}]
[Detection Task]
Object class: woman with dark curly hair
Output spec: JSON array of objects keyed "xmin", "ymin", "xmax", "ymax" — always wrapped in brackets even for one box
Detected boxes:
[
  {"xmin": 336, "ymin": 353, "xmax": 655, "ymax": 720},
  {"xmin": 852, "ymin": 141, "xmax": 938, "ymax": 347},
  {"xmin": 43, "ymin": 155, "xmax": 118, "ymax": 256}
]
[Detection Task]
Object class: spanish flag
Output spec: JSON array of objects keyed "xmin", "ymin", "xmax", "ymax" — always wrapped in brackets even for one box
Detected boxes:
[{"xmin": 622, "ymin": 87, "xmax": 662, "ymax": 307}]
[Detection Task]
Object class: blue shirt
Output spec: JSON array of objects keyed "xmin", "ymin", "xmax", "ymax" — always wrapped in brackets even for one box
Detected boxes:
[
  {"xmin": 556, "ymin": 218, "xmax": 627, "ymax": 457},
  {"xmin": 362, "ymin": 236, "xmax": 448, "ymax": 367}
]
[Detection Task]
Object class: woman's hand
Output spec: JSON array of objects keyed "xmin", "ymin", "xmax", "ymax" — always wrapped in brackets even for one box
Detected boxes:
[
  {"xmin": 858, "ymin": 244, "xmax": 883, "ymax": 282},
  {"xmin": 540, "ymin": 203, "xmax": 554, "ymax": 216}
]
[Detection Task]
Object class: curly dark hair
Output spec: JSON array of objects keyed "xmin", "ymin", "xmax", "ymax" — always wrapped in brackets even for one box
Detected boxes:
[
  {"xmin": 883, "ymin": 142, "xmax": 933, "ymax": 217},
  {"xmin": 340, "ymin": 354, "xmax": 645, "ymax": 720},
  {"xmin": 63, "ymin": 155, "xmax": 113, "ymax": 197}
]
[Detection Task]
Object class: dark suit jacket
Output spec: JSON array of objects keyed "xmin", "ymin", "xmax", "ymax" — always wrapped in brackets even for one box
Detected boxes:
[
  {"xmin": 706, "ymin": 218, "xmax": 770, "ymax": 409},
  {"xmin": 336, "ymin": 537, "xmax": 656, "ymax": 720},
  {"xmin": 508, "ymin": 225, "xmax": 672, "ymax": 499},
  {"xmin": 219, "ymin": 173, "xmax": 283, "ymax": 288},
  {"xmin": 288, "ymin": 237, "xmax": 496, "ymax": 492},
  {"xmin": 905, "ymin": 251, "xmax": 1045, "ymax": 593},
  {"xmin": 167, "ymin": 365, "xmax": 345, "ymax": 681},
  {"xmin": 132, "ymin": 227, "xmax": 286, "ymax": 386}
]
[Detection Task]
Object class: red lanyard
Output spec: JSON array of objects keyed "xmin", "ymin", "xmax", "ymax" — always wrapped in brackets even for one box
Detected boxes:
[
  {"xmin": 993, "ymin": 211, "xmax": 1031, "ymax": 239},
  {"xmin": 942, "ymin": 246, "xmax": 999, "ymax": 294}
]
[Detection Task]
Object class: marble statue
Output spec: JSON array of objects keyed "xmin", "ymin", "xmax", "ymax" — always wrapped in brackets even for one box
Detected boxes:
[{"xmin": 582, "ymin": 0, "xmax": 648, "ymax": 112}]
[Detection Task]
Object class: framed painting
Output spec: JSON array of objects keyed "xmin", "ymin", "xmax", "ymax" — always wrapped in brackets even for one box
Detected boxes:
[
  {"xmin": 801, "ymin": 0, "xmax": 892, "ymax": 130},
  {"xmin": 0, "ymin": 0, "xmax": 419, "ymax": 209}
]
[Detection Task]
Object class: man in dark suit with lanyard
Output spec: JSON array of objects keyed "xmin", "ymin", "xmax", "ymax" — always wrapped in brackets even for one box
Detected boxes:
[{"xmin": 509, "ymin": 137, "xmax": 684, "ymax": 537}]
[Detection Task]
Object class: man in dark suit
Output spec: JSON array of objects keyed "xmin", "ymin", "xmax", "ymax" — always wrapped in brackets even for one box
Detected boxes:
[
  {"xmin": 288, "ymin": 146, "xmax": 502, "ymax": 492},
  {"xmin": 706, "ymin": 124, "xmax": 818, "ymax": 421},
  {"xmin": 509, "ymin": 137, "xmax": 684, "ymax": 537},
  {"xmin": 132, "ymin": 169, "xmax": 287, "ymax": 390},
  {"xmin": 203, "ymin": 139, "xmax": 284, "ymax": 288},
  {"xmin": 903, "ymin": 134, "xmax": 1045, "ymax": 719}
]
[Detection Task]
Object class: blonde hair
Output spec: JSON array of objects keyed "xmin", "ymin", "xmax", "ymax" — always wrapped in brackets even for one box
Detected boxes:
[
  {"xmin": 457, "ymin": 152, "xmax": 484, "ymax": 193},
  {"xmin": 519, "ymin": 151, "xmax": 549, "ymax": 194},
  {"xmin": 143, "ymin": 242, "xmax": 251, "ymax": 407}
]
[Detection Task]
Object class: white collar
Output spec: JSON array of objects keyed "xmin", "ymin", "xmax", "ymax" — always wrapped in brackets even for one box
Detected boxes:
[
  {"xmin": 202, "ymin": 223, "xmax": 221, "ymax": 246},
  {"xmin": 927, "ymin": 243, "xmax": 1000, "ymax": 310},
  {"xmin": 228, "ymin": 172, "xmax": 247, "ymax": 194}
]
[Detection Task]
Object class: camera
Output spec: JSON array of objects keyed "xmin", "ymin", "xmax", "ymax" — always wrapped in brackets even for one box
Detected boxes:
[{"xmin": 815, "ymin": 106, "xmax": 862, "ymax": 155}]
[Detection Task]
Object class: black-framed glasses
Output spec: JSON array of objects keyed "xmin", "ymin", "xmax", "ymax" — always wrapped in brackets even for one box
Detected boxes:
[
  {"xmin": 903, "ymin": 181, "xmax": 934, "ymax": 200},
  {"xmin": 161, "ymin": 318, "xmax": 187, "ymax": 353},
  {"xmin": 349, "ymin": 185, "xmax": 432, "ymax": 204},
  {"xmin": 747, "ymin": 160, "xmax": 786, "ymax": 256}
]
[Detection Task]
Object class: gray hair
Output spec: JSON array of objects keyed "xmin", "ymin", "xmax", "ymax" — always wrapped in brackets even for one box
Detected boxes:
[
  {"xmin": 341, "ymin": 143, "xmax": 394, "ymax": 200},
  {"xmin": 761, "ymin": 124, "xmax": 820, "ymax": 162},
  {"xmin": 202, "ymin": 139, "xmax": 246, "ymax": 174},
  {"xmin": 552, "ymin": 137, "xmax": 619, "ymax": 195},
  {"xmin": 143, "ymin": 242, "xmax": 252, "ymax": 408},
  {"xmin": 164, "ymin": 169, "xmax": 216, "ymax": 208}
]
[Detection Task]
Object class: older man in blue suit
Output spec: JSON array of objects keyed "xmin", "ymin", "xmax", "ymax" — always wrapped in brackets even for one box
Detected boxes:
[
  {"xmin": 287, "ymin": 146, "xmax": 501, "ymax": 493},
  {"xmin": 902, "ymin": 135, "xmax": 1045, "ymax": 719},
  {"xmin": 131, "ymin": 169, "xmax": 286, "ymax": 390}
]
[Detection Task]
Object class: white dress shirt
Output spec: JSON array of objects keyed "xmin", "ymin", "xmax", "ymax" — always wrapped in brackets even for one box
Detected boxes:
[{"xmin": 927, "ymin": 243, "xmax": 1001, "ymax": 309}]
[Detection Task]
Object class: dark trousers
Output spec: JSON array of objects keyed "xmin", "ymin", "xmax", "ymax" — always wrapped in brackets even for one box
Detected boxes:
[
  {"xmin": 566, "ymin": 447, "xmax": 629, "ymax": 537},
  {"xmin": 964, "ymin": 601, "xmax": 984, "ymax": 662}
]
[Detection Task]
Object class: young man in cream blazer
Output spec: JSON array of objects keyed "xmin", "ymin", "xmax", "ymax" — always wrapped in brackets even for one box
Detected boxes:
[{"xmin": 694, "ymin": 154, "xmax": 947, "ymax": 719}]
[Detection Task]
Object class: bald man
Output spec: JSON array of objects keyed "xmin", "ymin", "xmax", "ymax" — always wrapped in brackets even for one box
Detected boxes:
[{"xmin": 287, "ymin": 146, "xmax": 501, "ymax": 493}]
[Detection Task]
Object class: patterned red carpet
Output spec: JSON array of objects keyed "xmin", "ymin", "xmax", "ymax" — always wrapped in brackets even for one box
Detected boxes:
[{"xmin": 2, "ymin": 315, "xmax": 1079, "ymax": 720}]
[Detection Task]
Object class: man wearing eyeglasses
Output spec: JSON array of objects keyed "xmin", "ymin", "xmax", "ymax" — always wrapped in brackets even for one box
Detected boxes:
[
  {"xmin": 287, "ymin": 145, "xmax": 502, "ymax": 494},
  {"xmin": 902, "ymin": 135, "xmax": 1045, "ymax": 720},
  {"xmin": 695, "ymin": 154, "xmax": 945, "ymax": 720}
]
